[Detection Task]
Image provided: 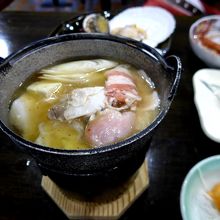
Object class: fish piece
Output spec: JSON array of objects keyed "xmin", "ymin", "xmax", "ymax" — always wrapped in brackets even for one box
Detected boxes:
[
  {"xmin": 27, "ymin": 81, "xmax": 62, "ymax": 99},
  {"xmin": 105, "ymin": 65, "xmax": 141, "ymax": 110},
  {"xmin": 85, "ymin": 109, "xmax": 135, "ymax": 147},
  {"xmin": 48, "ymin": 87, "xmax": 105, "ymax": 121}
]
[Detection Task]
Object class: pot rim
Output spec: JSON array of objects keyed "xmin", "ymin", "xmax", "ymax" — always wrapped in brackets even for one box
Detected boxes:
[{"xmin": 0, "ymin": 33, "xmax": 174, "ymax": 156}]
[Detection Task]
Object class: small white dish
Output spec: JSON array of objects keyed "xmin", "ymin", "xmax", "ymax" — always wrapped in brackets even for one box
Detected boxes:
[
  {"xmin": 109, "ymin": 6, "xmax": 176, "ymax": 48},
  {"xmin": 189, "ymin": 15, "xmax": 220, "ymax": 68},
  {"xmin": 193, "ymin": 68, "xmax": 220, "ymax": 143},
  {"xmin": 180, "ymin": 155, "xmax": 220, "ymax": 220}
]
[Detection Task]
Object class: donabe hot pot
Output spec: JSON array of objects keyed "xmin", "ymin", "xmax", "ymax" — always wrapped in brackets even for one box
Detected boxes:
[{"xmin": 0, "ymin": 34, "xmax": 181, "ymax": 190}]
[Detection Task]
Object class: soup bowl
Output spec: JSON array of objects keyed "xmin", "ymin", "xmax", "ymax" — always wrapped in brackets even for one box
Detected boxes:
[{"xmin": 0, "ymin": 33, "xmax": 181, "ymax": 190}]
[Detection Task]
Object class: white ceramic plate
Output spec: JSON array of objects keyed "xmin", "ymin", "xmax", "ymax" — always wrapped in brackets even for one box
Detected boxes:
[
  {"xmin": 192, "ymin": 68, "xmax": 220, "ymax": 143},
  {"xmin": 180, "ymin": 155, "xmax": 220, "ymax": 220},
  {"xmin": 109, "ymin": 6, "xmax": 176, "ymax": 48}
]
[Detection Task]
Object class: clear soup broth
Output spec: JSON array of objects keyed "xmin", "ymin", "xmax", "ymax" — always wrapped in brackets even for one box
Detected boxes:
[{"xmin": 9, "ymin": 59, "xmax": 160, "ymax": 150}]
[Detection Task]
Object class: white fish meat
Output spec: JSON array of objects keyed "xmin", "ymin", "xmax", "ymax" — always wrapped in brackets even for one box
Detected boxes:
[{"xmin": 48, "ymin": 87, "xmax": 105, "ymax": 121}]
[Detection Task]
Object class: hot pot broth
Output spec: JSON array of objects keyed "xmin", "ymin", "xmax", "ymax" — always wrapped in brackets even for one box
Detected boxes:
[{"xmin": 9, "ymin": 59, "xmax": 160, "ymax": 150}]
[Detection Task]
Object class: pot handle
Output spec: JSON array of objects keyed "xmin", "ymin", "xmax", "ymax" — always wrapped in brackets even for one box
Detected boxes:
[
  {"xmin": 0, "ymin": 57, "xmax": 5, "ymax": 65},
  {"xmin": 165, "ymin": 55, "xmax": 182, "ymax": 101},
  {"xmin": 0, "ymin": 57, "xmax": 12, "ymax": 75}
]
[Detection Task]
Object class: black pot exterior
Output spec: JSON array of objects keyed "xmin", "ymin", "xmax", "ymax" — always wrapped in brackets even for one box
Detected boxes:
[
  {"xmin": 39, "ymin": 138, "xmax": 152, "ymax": 191},
  {"xmin": 0, "ymin": 33, "xmax": 181, "ymax": 189}
]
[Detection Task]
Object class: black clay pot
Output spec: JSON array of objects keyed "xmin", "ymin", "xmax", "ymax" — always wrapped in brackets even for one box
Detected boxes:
[{"xmin": 0, "ymin": 33, "xmax": 181, "ymax": 190}]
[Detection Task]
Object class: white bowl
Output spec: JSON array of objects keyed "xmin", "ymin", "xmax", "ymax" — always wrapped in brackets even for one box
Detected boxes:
[
  {"xmin": 180, "ymin": 155, "xmax": 220, "ymax": 220},
  {"xmin": 189, "ymin": 15, "xmax": 220, "ymax": 68},
  {"xmin": 109, "ymin": 6, "xmax": 176, "ymax": 48}
]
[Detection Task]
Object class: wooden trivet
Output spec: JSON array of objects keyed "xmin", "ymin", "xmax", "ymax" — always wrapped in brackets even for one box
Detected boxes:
[{"xmin": 41, "ymin": 160, "xmax": 149, "ymax": 220}]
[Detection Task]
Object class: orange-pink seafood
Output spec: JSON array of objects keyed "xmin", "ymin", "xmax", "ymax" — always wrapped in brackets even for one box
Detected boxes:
[{"xmin": 105, "ymin": 66, "xmax": 141, "ymax": 111}]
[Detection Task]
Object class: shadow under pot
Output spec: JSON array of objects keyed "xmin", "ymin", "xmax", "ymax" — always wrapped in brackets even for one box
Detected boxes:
[{"xmin": 0, "ymin": 33, "xmax": 181, "ymax": 191}]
